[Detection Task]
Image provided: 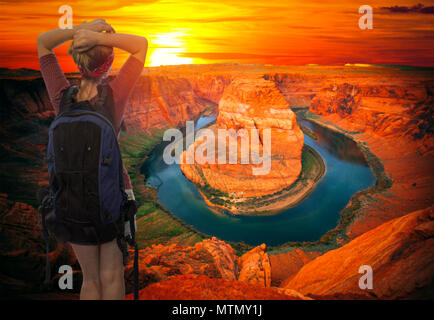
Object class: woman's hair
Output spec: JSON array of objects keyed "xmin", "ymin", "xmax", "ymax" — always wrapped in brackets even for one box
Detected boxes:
[{"xmin": 67, "ymin": 44, "xmax": 113, "ymax": 80}]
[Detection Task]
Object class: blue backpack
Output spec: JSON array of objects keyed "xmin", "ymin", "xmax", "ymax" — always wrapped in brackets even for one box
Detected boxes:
[{"xmin": 37, "ymin": 81, "xmax": 139, "ymax": 299}]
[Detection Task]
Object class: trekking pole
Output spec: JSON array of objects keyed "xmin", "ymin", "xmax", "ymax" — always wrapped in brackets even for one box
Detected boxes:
[{"xmin": 128, "ymin": 200, "xmax": 139, "ymax": 300}]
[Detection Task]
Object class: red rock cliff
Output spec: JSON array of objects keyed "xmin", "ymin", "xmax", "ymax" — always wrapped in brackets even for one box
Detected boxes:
[
  {"xmin": 123, "ymin": 75, "xmax": 220, "ymax": 132},
  {"xmin": 310, "ymin": 82, "xmax": 433, "ymax": 140},
  {"xmin": 284, "ymin": 206, "xmax": 434, "ymax": 299},
  {"xmin": 305, "ymin": 76, "xmax": 434, "ymax": 239}
]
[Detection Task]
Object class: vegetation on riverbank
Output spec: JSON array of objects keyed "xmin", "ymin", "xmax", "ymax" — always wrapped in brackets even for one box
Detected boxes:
[
  {"xmin": 300, "ymin": 125, "xmax": 318, "ymax": 140},
  {"xmin": 119, "ymin": 128, "xmax": 210, "ymax": 249}
]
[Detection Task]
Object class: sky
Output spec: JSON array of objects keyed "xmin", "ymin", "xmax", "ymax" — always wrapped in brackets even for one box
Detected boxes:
[{"xmin": 0, "ymin": 0, "xmax": 433, "ymax": 71}]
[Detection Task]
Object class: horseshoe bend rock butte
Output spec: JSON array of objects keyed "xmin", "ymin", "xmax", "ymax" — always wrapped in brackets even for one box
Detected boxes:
[{"xmin": 180, "ymin": 77, "xmax": 304, "ymax": 206}]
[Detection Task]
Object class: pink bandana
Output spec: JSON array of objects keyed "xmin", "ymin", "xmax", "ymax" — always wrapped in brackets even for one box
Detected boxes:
[{"xmin": 78, "ymin": 51, "xmax": 114, "ymax": 78}]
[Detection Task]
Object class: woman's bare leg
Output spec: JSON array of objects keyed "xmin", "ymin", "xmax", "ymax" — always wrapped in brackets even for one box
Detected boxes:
[
  {"xmin": 70, "ymin": 243, "xmax": 100, "ymax": 300},
  {"xmin": 99, "ymin": 239, "xmax": 125, "ymax": 300}
]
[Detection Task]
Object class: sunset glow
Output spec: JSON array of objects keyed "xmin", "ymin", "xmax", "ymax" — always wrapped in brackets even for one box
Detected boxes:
[
  {"xmin": 0, "ymin": 0, "xmax": 433, "ymax": 71},
  {"xmin": 147, "ymin": 31, "xmax": 194, "ymax": 66}
]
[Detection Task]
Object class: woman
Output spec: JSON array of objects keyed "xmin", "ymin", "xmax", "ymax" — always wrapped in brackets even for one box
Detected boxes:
[{"xmin": 37, "ymin": 19, "xmax": 148, "ymax": 300}]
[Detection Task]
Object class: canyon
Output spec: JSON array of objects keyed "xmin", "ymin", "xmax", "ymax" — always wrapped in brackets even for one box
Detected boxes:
[{"xmin": 0, "ymin": 63, "xmax": 433, "ymax": 299}]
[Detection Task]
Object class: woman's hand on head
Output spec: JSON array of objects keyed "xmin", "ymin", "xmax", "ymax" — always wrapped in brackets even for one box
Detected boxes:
[
  {"xmin": 72, "ymin": 29, "xmax": 102, "ymax": 52},
  {"xmin": 76, "ymin": 19, "xmax": 115, "ymax": 34}
]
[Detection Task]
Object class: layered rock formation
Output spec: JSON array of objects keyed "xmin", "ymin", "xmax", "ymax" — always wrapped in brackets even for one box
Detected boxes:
[
  {"xmin": 264, "ymin": 73, "xmax": 324, "ymax": 107},
  {"xmin": 306, "ymin": 77, "xmax": 434, "ymax": 238},
  {"xmin": 123, "ymin": 75, "xmax": 217, "ymax": 132},
  {"xmin": 180, "ymin": 76, "xmax": 305, "ymax": 212},
  {"xmin": 124, "ymin": 237, "xmax": 238, "ymax": 290},
  {"xmin": 283, "ymin": 206, "xmax": 434, "ymax": 299},
  {"xmin": 310, "ymin": 82, "xmax": 433, "ymax": 140},
  {"xmin": 238, "ymin": 243, "xmax": 271, "ymax": 287},
  {"xmin": 124, "ymin": 236, "xmax": 273, "ymax": 291},
  {"xmin": 194, "ymin": 237, "xmax": 238, "ymax": 281}
]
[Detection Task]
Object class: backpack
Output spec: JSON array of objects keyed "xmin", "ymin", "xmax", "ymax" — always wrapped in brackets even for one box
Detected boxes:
[{"xmin": 37, "ymin": 80, "xmax": 139, "ymax": 299}]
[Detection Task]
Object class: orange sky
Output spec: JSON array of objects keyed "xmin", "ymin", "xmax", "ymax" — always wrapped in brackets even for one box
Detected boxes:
[{"xmin": 0, "ymin": 0, "xmax": 433, "ymax": 71}]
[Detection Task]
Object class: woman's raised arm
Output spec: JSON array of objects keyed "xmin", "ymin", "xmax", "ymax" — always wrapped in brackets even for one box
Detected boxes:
[
  {"xmin": 37, "ymin": 28, "xmax": 75, "ymax": 58},
  {"xmin": 37, "ymin": 19, "xmax": 114, "ymax": 58},
  {"xmin": 72, "ymin": 30, "xmax": 148, "ymax": 64}
]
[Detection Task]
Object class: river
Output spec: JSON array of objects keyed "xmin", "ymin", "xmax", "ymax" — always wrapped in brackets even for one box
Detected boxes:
[{"xmin": 141, "ymin": 114, "xmax": 375, "ymax": 246}]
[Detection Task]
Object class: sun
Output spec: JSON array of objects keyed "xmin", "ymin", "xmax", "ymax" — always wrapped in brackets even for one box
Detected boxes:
[
  {"xmin": 148, "ymin": 48, "xmax": 193, "ymax": 67},
  {"xmin": 147, "ymin": 31, "xmax": 194, "ymax": 67}
]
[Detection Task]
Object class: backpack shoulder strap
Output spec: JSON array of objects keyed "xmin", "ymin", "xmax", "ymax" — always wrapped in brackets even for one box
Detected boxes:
[{"xmin": 58, "ymin": 85, "xmax": 79, "ymax": 114}]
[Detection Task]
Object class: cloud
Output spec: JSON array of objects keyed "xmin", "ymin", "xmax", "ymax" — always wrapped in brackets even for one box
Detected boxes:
[
  {"xmin": 177, "ymin": 52, "xmax": 315, "ymax": 60},
  {"xmin": 379, "ymin": 3, "xmax": 434, "ymax": 14}
]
